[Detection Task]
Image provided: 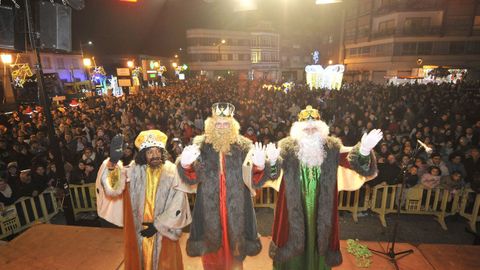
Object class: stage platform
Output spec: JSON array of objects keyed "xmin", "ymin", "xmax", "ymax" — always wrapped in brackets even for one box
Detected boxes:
[{"xmin": 0, "ymin": 224, "xmax": 479, "ymax": 270}]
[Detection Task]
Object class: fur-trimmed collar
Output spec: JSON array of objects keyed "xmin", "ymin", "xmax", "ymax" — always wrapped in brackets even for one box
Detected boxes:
[{"xmin": 192, "ymin": 134, "xmax": 252, "ymax": 153}]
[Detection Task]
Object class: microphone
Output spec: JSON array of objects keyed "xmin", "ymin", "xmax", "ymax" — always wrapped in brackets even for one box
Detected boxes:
[{"xmin": 417, "ymin": 139, "xmax": 433, "ymax": 154}]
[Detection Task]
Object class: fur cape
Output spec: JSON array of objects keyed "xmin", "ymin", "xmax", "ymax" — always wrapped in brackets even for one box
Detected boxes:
[
  {"xmin": 99, "ymin": 160, "xmax": 191, "ymax": 270},
  {"xmin": 176, "ymin": 134, "xmax": 276, "ymax": 261},
  {"xmin": 269, "ymin": 136, "xmax": 377, "ymax": 267}
]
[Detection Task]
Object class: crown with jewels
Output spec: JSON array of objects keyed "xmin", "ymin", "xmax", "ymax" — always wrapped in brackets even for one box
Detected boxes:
[
  {"xmin": 134, "ymin": 130, "xmax": 168, "ymax": 151},
  {"xmin": 298, "ymin": 105, "xmax": 321, "ymax": 121},
  {"xmin": 211, "ymin": 102, "xmax": 235, "ymax": 117}
]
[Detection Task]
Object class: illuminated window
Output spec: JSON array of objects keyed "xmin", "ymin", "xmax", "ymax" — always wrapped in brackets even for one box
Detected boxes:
[
  {"xmin": 251, "ymin": 52, "xmax": 259, "ymax": 63},
  {"xmin": 474, "ymin": 16, "xmax": 480, "ymax": 30}
]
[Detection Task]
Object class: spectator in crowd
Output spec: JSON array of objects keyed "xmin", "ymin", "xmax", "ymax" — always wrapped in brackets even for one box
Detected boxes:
[
  {"xmin": 441, "ymin": 171, "xmax": 465, "ymax": 192},
  {"xmin": 0, "ymin": 173, "xmax": 16, "ymax": 206},
  {"xmin": 427, "ymin": 153, "xmax": 450, "ymax": 176},
  {"xmin": 15, "ymin": 169, "xmax": 43, "ymax": 198},
  {"xmin": 405, "ymin": 165, "xmax": 419, "ymax": 188},
  {"xmin": 244, "ymin": 126, "xmax": 257, "ymax": 142},
  {"xmin": 447, "ymin": 152, "xmax": 467, "ymax": 176},
  {"xmin": 31, "ymin": 163, "xmax": 49, "ymax": 191},
  {"xmin": 70, "ymin": 160, "xmax": 86, "ymax": 184},
  {"xmin": 421, "ymin": 166, "xmax": 442, "ymax": 189},
  {"xmin": 414, "ymin": 157, "xmax": 428, "ymax": 178},
  {"xmin": 464, "ymin": 148, "xmax": 480, "ymax": 184},
  {"xmin": 83, "ymin": 160, "xmax": 97, "ymax": 184},
  {"xmin": 6, "ymin": 162, "xmax": 19, "ymax": 184},
  {"xmin": 376, "ymin": 154, "xmax": 402, "ymax": 185},
  {"xmin": 79, "ymin": 147, "xmax": 101, "ymax": 169}
]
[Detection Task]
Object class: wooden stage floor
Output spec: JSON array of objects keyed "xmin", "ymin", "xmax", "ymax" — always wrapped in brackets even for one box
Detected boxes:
[{"xmin": 0, "ymin": 224, "xmax": 479, "ymax": 270}]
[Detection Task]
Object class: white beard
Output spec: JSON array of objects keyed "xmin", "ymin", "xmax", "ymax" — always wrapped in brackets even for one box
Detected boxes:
[{"xmin": 290, "ymin": 120, "xmax": 329, "ymax": 167}]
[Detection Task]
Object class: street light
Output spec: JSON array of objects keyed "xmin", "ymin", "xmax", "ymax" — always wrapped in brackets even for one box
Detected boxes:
[
  {"xmin": 83, "ymin": 58, "xmax": 92, "ymax": 68},
  {"xmin": 174, "ymin": 54, "xmax": 178, "ymax": 59},
  {"xmin": 172, "ymin": 62, "xmax": 178, "ymax": 68},
  {"xmin": 1, "ymin": 54, "xmax": 13, "ymax": 65},
  {"xmin": 127, "ymin": 60, "xmax": 134, "ymax": 68},
  {"xmin": 328, "ymin": 60, "xmax": 333, "ymax": 65}
]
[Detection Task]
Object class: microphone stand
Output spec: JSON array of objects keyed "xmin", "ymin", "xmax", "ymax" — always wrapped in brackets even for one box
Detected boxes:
[{"xmin": 368, "ymin": 144, "xmax": 424, "ymax": 269}]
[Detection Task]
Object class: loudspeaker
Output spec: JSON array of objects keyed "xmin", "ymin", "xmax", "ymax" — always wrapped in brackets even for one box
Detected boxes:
[
  {"xmin": 0, "ymin": 5, "xmax": 26, "ymax": 51},
  {"xmin": 0, "ymin": 6, "xmax": 15, "ymax": 50},
  {"xmin": 37, "ymin": 1, "xmax": 72, "ymax": 52}
]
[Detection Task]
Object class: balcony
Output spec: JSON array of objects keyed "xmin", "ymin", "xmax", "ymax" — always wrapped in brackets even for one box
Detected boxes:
[
  {"xmin": 372, "ymin": 27, "xmax": 442, "ymax": 39},
  {"xmin": 403, "ymin": 27, "xmax": 442, "ymax": 36},
  {"xmin": 374, "ymin": 0, "xmax": 444, "ymax": 16}
]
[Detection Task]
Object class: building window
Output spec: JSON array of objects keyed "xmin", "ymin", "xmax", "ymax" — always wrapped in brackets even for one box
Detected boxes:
[
  {"xmin": 251, "ymin": 52, "xmax": 259, "ymax": 63},
  {"xmin": 72, "ymin": 58, "xmax": 80, "ymax": 69},
  {"xmin": 378, "ymin": 19, "xmax": 395, "ymax": 33},
  {"xmin": 401, "ymin": 43, "xmax": 417, "ymax": 55},
  {"xmin": 56, "ymin": 58, "xmax": 65, "ymax": 69},
  {"xmin": 450, "ymin": 42, "xmax": 465, "ymax": 55},
  {"xmin": 360, "ymin": 46, "xmax": 371, "ymax": 56},
  {"xmin": 357, "ymin": 25, "xmax": 370, "ymax": 38},
  {"xmin": 446, "ymin": 16, "xmax": 471, "ymax": 32},
  {"xmin": 375, "ymin": 44, "xmax": 385, "ymax": 56},
  {"xmin": 432, "ymin": 42, "xmax": 450, "ymax": 55},
  {"xmin": 417, "ymin": 42, "xmax": 432, "ymax": 55},
  {"xmin": 466, "ymin": 41, "xmax": 480, "ymax": 54},
  {"xmin": 404, "ymin": 17, "xmax": 431, "ymax": 30},
  {"xmin": 42, "ymin": 57, "xmax": 52, "ymax": 69}
]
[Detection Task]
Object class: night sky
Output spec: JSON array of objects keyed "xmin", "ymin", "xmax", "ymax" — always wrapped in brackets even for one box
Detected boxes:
[{"xmin": 72, "ymin": 0, "xmax": 343, "ymax": 57}]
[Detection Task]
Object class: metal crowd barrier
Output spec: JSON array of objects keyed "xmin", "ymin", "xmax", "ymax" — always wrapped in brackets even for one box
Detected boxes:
[
  {"xmin": 64, "ymin": 183, "xmax": 480, "ymax": 234},
  {"xmin": 370, "ymin": 184, "xmax": 479, "ymax": 231},
  {"xmin": 338, "ymin": 187, "xmax": 371, "ymax": 222},
  {"xmin": 0, "ymin": 189, "xmax": 59, "ymax": 240},
  {"xmin": 459, "ymin": 188, "xmax": 480, "ymax": 233},
  {"xmin": 254, "ymin": 187, "xmax": 278, "ymax": 209},
  {"xmin": 68, "ymin": 183, "xmax": 97, "ymax": 220}
]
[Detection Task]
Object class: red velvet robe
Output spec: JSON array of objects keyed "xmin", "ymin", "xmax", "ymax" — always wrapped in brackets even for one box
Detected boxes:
[{"xmin": 183, "ymin": 155, "xmax": 264, "ymax": 270}]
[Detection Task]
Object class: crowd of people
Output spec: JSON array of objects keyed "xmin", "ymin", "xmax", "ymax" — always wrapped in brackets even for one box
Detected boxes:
[{"xmin": 1, "ymin": 78, "xmax": 479, "ymax": 208}]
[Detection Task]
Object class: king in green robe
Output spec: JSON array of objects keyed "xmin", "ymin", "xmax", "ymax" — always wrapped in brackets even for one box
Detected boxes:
[{"xmin": 268, "ymin": 106, "xmax": 380, "ymax": 270}]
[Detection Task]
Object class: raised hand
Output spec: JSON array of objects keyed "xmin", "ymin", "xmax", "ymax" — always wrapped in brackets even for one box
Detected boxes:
[
  {"xmin": 180, "ymin": 144, "xmax": 201, "ymax": 168},
  {"xmin": 266, "ymin": 143, "xmax": 280, "ymax": 165},
  {"xmin": 252, "ymin": 142, "xmax": 266, "ymax": 170},
  {"xmin": 109, "ymin": 134, "xmax": 124, "ymax": 164},
  {"xmin": 360, "ymin": 129, "xmax": 383, "ymax": 156}
]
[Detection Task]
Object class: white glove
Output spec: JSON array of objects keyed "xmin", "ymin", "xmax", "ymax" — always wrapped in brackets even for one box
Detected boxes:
[
  {"xmin": 252, "ymin": 142, "xmax": 266, "ymax": 170},
  {"xmin": 266, "ymin": 143, "xmax": 280, "ymax": 165},
  {"xmin": 360, "ymin": 129, "xmax": 383, "ymax": 156},
  {"xmin": 180, "ymin": 144, "xmax": 200, "ymax": 168}
]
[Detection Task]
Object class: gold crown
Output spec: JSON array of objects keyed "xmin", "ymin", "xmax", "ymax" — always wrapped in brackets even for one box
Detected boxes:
[
  {"xmin": 134, "ymin": 130, "xmax": 168, "ymax": 151},
  {"xmin": 298, "ymin": 105, "xmax": 320, "ymax": 121},
  {"xmin": 212, "ymin": 102, "xmax": 235, "ymax": 117}
]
